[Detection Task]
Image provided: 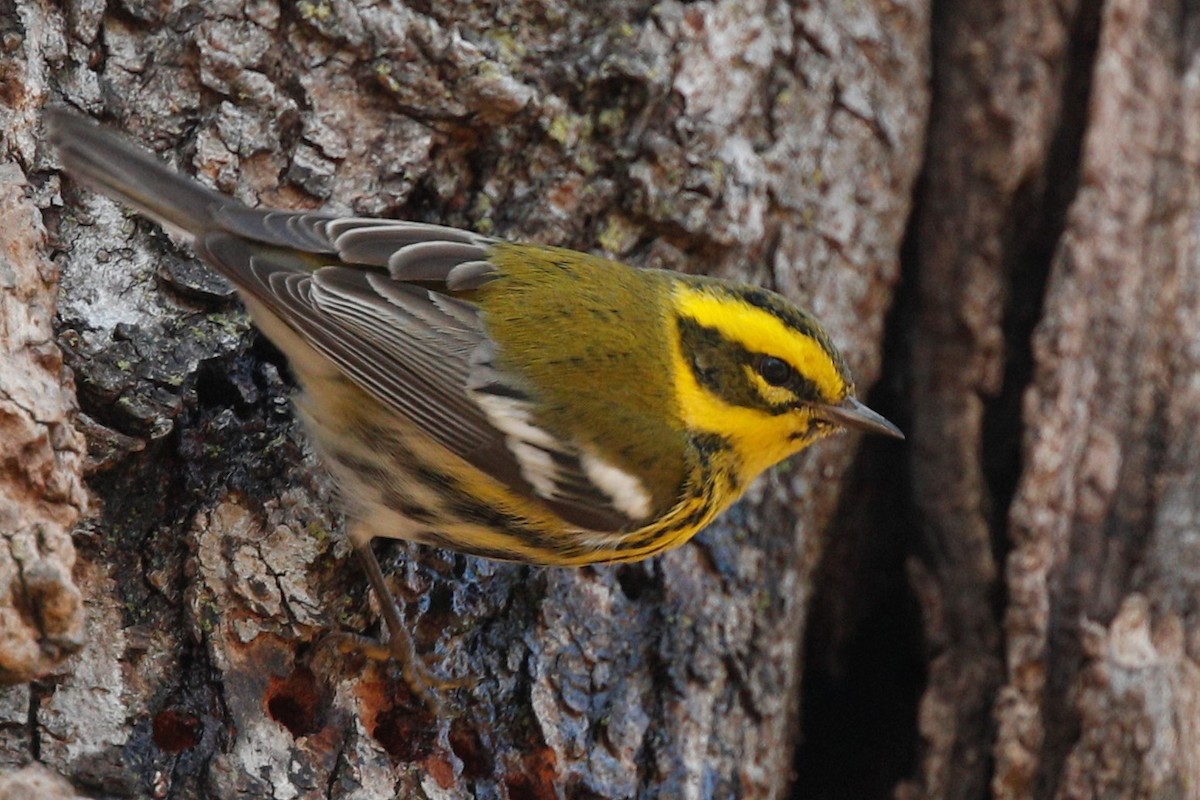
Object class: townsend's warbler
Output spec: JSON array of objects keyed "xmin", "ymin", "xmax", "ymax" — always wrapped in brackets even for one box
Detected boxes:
[{"xmin": 49, "ymin": 109, "xmax": 902, "ymax": 706}]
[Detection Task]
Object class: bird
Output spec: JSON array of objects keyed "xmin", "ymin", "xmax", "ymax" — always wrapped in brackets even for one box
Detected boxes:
[{"xmin": 47, "ymin": 108, "xmax": 903, "ymax": 708}]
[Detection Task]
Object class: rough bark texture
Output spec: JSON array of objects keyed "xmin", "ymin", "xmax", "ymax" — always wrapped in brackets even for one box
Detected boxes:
[
  {"xmin": 10, "ymin": 0, "xmax": 1196, "ymax": 798},
  {"xmin": 0, "ymin": 40, "xmax": 89, "ymax": 698},
  {"xmin": 0, "ymin": 763, "xmax": 82, "ymax": 800},
  {"xmin": 995, "ymin": 3, "xmax": 1200, "ymax": 798},
  {"xmin": 895, "ymin": 1, "xmax": 1200, "ymax": 800},
  {"xmin": 900, "ymin": 1, "xmax": 1091, "ymax": 797},
  {"xmin": 0, "ymin": 0, "xmax": 926, "ymax": 798}
]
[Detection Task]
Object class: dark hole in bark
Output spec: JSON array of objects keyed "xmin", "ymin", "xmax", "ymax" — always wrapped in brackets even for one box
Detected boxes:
[
  {"xmin": 152, "ymin": 709, "xmax": 203, "ymax": 753},
  {"xmin": 449, "ymin": 719, "xmax": 494, "ymax": 779},
  {"xmin": 265, "ymin": 665, "xmax": 328, "ymax": 737},
  {"xmin": 371, "ymin": 698, "xmax": 437, "ymax": 762}
]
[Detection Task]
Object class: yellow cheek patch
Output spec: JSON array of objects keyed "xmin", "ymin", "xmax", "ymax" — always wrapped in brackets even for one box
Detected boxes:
[
  {"xmin": 671, "ymin": 344, "xmax": 804, "ymax": 480},
  {"xmin": 673, "ymin": 286, "xmax": 847, "ymax": 402}
]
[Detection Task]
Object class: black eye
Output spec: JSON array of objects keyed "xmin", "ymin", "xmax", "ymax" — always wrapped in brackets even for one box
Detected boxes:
[{"xmin": 757, "ymin": 356, "xmax": 794, "ymax": 387}]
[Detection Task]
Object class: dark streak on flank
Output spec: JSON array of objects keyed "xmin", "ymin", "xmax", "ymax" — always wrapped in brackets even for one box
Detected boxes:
[
  {"xmin": 445, "ymin": 496, "xmax": 531, "ymax": 539},
  {"xmin": 388, "ymin": 495, "xmax": 437, "ymax": 524},
  {"xmin": 352, "ymin": 417, "xmax": 584, "ymax": 560},
  {"xmin": 414, "ymin": 463, "xmax": 457, "ymax": 493},
  {"xmin": 329, "ymin": 448, "xmax": 392, "ymax": 485}
]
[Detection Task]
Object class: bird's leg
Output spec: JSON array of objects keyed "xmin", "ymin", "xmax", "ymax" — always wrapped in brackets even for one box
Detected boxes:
[{"xmin": 326, "ymin": 533, "xmax": 468, "ymax": 712}]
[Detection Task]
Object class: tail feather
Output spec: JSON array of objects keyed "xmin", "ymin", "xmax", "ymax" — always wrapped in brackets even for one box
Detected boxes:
[{"xmin": 46, "ymin": 108, "xmax": 235, "ymax": 238}]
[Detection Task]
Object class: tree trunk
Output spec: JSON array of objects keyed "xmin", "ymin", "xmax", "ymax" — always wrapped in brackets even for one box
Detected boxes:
[
  {"xmin": 8, "ymin": 1, "xmax": 1197, "ymax": 799},
  {"xmin": 892, "ymin": 1, "xmax": 1200, "ymax": 799}
]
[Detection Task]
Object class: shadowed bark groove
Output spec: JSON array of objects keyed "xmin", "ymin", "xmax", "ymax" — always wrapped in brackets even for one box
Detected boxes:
[{"xmin": 904, "ymin": 1, "xmax": 1085, "ymax": 795}]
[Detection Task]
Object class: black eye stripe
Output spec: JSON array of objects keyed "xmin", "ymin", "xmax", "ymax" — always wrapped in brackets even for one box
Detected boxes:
[
  {"xmin": 677, "ymin": 316, "xmax": 828, "ymax": 413},
  {"xmin": 785, "ymin": 370, "xmax": 821, "ymax": 404}
]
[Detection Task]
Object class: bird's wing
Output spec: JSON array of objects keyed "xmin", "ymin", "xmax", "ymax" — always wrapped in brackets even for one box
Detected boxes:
[
  {"xmin": 48, "ymin": 111, "xmax": 655, "ymax": 532},
  {"xmin": 198, "ymin": 228, "xmax": 646, "ymax": 534}
]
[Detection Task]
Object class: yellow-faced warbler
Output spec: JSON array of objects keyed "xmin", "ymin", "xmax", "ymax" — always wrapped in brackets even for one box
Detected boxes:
[{"xmin": 49, "ymin": 109, "xmax": 902, "ymax": 706}]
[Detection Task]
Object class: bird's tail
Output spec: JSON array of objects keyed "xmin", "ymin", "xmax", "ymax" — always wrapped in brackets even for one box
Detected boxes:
[{"xmin": 46, "ymin": 108, "xmax": 234, "ymax": 239}]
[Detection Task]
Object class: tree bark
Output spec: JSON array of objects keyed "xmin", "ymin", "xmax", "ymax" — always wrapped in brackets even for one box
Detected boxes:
[
  {"xmin": 8, "ymin": 0, "xmax": 1200, "ymax": 799},
  {"xmin": 894, "ymin": 1, "xmax": 1200, "ymax": 800},
  {"xmin": 1, "ymin": 0, "xmax": 925, "ymax": 798}
]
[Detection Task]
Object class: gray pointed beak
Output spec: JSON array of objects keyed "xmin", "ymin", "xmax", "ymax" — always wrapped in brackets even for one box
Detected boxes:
[{"xmin": 819, "ymin": 396, "xmax": 905, "ymax": 439}]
